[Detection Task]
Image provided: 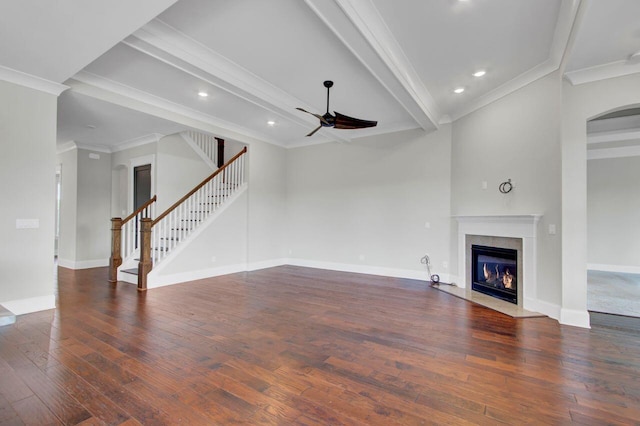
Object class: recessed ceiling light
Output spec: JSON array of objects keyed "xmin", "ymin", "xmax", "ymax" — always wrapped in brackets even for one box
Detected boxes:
[
  {"xmin": 267, "ymin": 120, "xmax": 276, "ymax": 126},
  {"xmin": 473, "ymin": 70, "xmax": 486, "ymax": 77},
  {"xmin": 198, "ymin": 91, "xmax": 209, "ymax": 98},
  {"xmin": 454, "ymin": 87, "xmax": 465, "ymax": 94}
]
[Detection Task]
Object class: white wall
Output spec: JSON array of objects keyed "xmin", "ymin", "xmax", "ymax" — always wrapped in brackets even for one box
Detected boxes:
[
  {"xmin": 75, "ymin": 148, "xmax": 112, "ymax": 265},
  {"xmin": 57, "ymin": 148, "xmax": 78, "ymax": 264},
  {"xmin": 149, "ymin": 190, "xmax": 248, "ymax": 285},
  {"xmin": 451, "ymin": 72, "xmax": 563, "ymax": 311},
  {"xmin": 224, "ymin": 138, "xmax": 246, "ymax": 163},
  {"xmin": 111, "ymin": 141, "xmax": 157, "ymax": 218},
  {"xmin": 247, "ymin": 140, "xmax": 288, "ymax": 267},
  {"xmin": 156, "ymin": 133, "xmax": 212, "ymax": 212},
  {"xmin": 285, "ymin": 127, "xmax": 452, "ymax": 279},
  {"xmin": 561, "ymin": 72, "xmax": 640, "ymax": 327},
  {"xmin": 587, "ymin": 155, "xmax": 640, "ymax": 270},
  {"xmin": 56, "ymin": 147, "xmax": 112, "ymax": 268},
  {"xmin": 0, "ymin": 80, "xmax": 57, "ymax": 314}
]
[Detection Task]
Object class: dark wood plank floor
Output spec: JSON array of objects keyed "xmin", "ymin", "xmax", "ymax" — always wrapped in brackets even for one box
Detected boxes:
[{"xmin": 1, "ymin": 266, "xmax": 639, "ymax": 425}]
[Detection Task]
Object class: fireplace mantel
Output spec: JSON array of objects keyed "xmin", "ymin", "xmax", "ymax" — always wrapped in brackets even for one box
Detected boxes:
[{"xmin": 454, "ymin": 214, "xmax": 542, "ymax": 312}]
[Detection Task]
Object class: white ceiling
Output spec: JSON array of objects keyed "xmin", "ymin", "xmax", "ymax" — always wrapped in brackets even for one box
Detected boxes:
[{"xmin": 1, "ymin": 0, "xmax": 640, "ymax": 152}]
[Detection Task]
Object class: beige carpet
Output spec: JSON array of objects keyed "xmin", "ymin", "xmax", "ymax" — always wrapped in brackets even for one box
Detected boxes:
[{"xmin": 588, "ymin": 270, "xmax": 640, "ymax": 318}]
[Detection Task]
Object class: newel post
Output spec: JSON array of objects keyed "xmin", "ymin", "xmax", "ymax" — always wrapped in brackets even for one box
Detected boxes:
[
  {"xmin": 109, "ymin": 218, "xmax": 123, "ymax": 283},
  {"xmin": 138, "ymin": 218, "xmax": 153, "ymax": 291}
]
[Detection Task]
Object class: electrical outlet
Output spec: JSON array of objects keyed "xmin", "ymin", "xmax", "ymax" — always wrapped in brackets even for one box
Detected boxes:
[
  {"xmin": 482, "ymin": 181, "xmax": 488, "ymax": 190},
  {"xmin": 548, "ymin": 224, "xmax": 557, "ymax": 235},
  {"xmin": 424, "ymin": 221, "xmax": 431, "ymax": 229},
  {"xmin": 359, "ymin": 254, "xmax": 365, "ymax": 261},
  {"xmin": 442, "ymin": 261, "xmax": 448, "ymax": 269},
  {"xmin": 211, "ymin": 256, "xmax": 217, "ymax": 263}
]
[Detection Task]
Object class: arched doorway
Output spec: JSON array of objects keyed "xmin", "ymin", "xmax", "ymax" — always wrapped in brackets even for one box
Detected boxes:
[
  {"xmin": 586, "ymin": 106, "xmax": 640, "ymax": 317},
  {"xmin": 562, "ymin": 73, "xmax": 640, "ymax": 328}
]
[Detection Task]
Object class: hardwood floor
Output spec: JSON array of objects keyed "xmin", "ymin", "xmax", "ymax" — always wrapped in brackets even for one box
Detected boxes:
[{"xmin": 1, "ymin": 266, "xmax": 639, "ymax": 425}]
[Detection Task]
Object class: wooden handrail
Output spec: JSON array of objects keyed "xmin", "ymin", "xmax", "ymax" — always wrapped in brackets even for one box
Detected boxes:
[
  {"xmin": 152, "ymin": 146, "xmax": 247, "ymax": 226},
  {"xmin": 123, "ymin": 195, "xmax": 157, "ymax": 224}
]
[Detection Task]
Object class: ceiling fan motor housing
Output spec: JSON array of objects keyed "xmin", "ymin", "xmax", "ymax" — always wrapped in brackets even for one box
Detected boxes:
[{"xmin": 321, "ymin": 112, "xmax": 335, "ymax": 126}]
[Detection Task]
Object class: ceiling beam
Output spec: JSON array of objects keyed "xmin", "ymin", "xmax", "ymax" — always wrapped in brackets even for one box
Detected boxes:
[
  {"xmin": 304, "ymin": 0, "xmax": 440, "ymax": 131},
  {"xmin": 126, "ymin": 19, "xmax": 352, "ymax": 144}
]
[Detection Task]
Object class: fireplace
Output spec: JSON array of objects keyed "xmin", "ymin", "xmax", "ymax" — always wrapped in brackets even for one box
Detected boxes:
[{"xmin": 472, "ymin": 244, "xmax": 518, "ymax": 304}]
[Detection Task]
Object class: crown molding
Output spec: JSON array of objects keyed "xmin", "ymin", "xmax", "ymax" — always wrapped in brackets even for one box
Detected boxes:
[
  {"xmin": 69, "ymin": 71, "xmax": 286, "ymax": 147},
  {"xmin": 450, "ymin": 0, "xmax": 581, "ymax": 122},
  {"xmin": 587, "ymin": 145, "xmax": 640, "ymax": 160},
  {"xmin": 564, "ymin": 60, "xmax": 640, "ymax": 86},
  {"xmin": 285, "ymin": 121, "xmax": 419, "ymax": 149},
  {"xmin": 450, "ymin": 60, "xmax": 560, "ymax": 122},
  {"xmin": 0, "ymin": 65, "xmax": 68, "ymax": 96},
  {"xmin": 75, "ymin": 143, "xmax": 112, "ymax": 154},
  {"xmin": 587, "ymin": 129, "xmax": 640, "ymax": 144},
  {"xmin": 112, "ymin": 133, "xmax": 165, "ymax": 152},
  {"xmin": 126, "ymin": 20, "xmax": 351, "ymax": 144},
  {"xmin": 56, "ymin": 141, "xmax": 77, "ymax": 154}
]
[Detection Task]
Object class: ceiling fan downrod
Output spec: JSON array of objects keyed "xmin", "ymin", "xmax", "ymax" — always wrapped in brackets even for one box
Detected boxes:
[{"xmin": 324, "ymin": 80, "xmax": 333, "ymax": 114}]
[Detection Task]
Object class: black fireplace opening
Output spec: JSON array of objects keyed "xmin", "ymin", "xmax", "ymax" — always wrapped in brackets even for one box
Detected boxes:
[{"xmin": 471, "ymin": 245, "xmax": 518, "ymax": 304}]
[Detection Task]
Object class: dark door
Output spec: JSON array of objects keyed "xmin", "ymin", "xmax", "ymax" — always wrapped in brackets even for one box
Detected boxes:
[
  {"xmin": 133, "ymin": 164, "xmax": 151, "ymax": 249},
  {"xmin": 134, "ymin": 164, "xmax": 152, "ymax": 210}
]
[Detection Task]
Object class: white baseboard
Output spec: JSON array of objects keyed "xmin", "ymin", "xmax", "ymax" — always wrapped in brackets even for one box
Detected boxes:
[
  {"xmin": 247, "ymin": 258, "xmax": 288, "ymax": 271},
  {"xmin": 147, "ymin": 258, "xmax": 432, "ymax": 289},
  {"xmin": 588, "ymin": 263, "xmax": 640, "ymax": 274},
  {"xmin": 285, "ymin": 258, "xmax": 430, "ymax": 281},
  {"xmin": 525, "ymin": 297, "xmax": 561, "ymax": 321},
  {"xmin": 58, "ymin": 258, "xmax": 109, "ymax": 270},
  {"xmin": 560, "ymin": 308, "xmax": 591, "ymax": 329},
  {"xmin": 1, "ymin": 294, "xmax": 56, "ymax": 315}
]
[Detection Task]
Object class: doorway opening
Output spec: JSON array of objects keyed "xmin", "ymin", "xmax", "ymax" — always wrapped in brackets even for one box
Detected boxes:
[{"xmin": 587, "ymin": 106, "xmax": 640, "ymax": 318}]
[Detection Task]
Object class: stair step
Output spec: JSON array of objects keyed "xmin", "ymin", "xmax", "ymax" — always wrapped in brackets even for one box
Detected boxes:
[
  {"xmin": 0, "ymin": 306, "xmax": 16, "ymax": 327},
  {"xmin": 122, "ymin": 268, "xmax": 138, "ymax": 276}
]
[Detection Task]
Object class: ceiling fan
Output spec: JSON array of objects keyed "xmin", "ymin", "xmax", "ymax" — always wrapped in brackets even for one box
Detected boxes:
[{"xmin": 296, "ymin": 80, "xmax": 377, "ymax": 137}]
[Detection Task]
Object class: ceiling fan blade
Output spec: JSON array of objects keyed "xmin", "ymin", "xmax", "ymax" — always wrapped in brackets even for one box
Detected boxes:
[
  {"xmin": 296, "ymin": 107, "xmax": 330, "ymax": 125},
  {"xmin": 306, "ymin": 124, "xmax": 323, "ymax": 137},
  {"xmin": 333, "ymin": 111, "xmax": 377, "ymax": 130}
]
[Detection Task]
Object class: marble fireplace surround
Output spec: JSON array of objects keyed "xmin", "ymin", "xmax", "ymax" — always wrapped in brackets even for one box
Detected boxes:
[{"xmin": 455, "ymin": 215, "xmax": 542, "ymax": 315}]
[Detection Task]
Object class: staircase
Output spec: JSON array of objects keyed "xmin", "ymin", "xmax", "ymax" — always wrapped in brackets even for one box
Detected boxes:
[{"xmin": 110, "ymin": 135, "xmax": 247, "ymax": 290}]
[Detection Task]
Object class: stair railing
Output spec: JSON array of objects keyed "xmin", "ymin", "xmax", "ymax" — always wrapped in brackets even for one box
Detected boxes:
[
  {"xmin": 137, "ymin": 146, "xmax": 247, "ymax": 290},
  {"xmin": 187, "ymin": 130, "xmax": 218, "ymax": 166},
  {"xmin": 109, "ymin": 195, "xmax": 157, "ymax": 282}
]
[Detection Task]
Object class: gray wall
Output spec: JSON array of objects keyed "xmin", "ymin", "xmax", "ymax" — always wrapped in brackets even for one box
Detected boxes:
[
  {"xmin": 0, "ymin": 80, "xmax": 57, "ymax": 313},
  {"xmin": 57, "ymin": 148, "xmax": 78, "ymax": 264},
  {"xmin": 76, "ymin": 148, "xmax": 112, "ymax": 264},
  {"xmin": 285, "ymin": 127, "xmax": 452, "ymax": 277},
  {"xmin": 156, "ymin": 133, "xmax": 212, "ymax": 212},
  {"xmin": 451, "ymin": 71, "xmax": 563, "ymax": 306},
  {"xmin": 111, "ymin": 141, "xmax": 157, "ymax": 217},
  {"xmin": 247, "ymin": 140, "xmax": 287, "ymax": 266},
  {"xmin": 587, "ymin": 155, "xmax": 640, "ymax": 268},
  {"xmin": 57, "ymin": 147, "xmax": 112, "ymax": 267}
]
